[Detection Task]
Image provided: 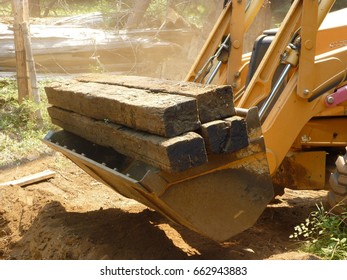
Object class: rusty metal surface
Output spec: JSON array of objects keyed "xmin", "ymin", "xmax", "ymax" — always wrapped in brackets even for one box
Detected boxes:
[{"xmin": 272, "ymin": 151, "xmax": 327, "ymax": 191}]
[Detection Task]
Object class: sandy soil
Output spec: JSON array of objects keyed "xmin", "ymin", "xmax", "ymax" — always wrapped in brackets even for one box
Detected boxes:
[{"xmin": 0, "ymin": 152, "xmax": 325, "ymax": 260}]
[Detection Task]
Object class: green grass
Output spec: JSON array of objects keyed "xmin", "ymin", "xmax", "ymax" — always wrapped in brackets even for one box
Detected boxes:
[
  {"xmin": 0, "ymin": 78, "xmax": 56, "ymax": 167},
  {"xmin": 290, "ymin": 202, "xmax": 347, "ymax": 260}
]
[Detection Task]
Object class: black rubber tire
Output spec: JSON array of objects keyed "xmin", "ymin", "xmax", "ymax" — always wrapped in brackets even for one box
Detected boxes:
[{"xmin": 328, "ymin": 148, "xmax": 347, "ymax": 213}]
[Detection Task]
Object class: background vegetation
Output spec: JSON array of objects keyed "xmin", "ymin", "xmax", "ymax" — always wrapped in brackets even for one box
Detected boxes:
[
  {"xmin": 0, "ymin": 1, "xmax": 343, "ymax": 28},
  {"xmin": 0, "ymin": 78, "xmax": 54, "ymax": 167},
  {"xmin": 290, "ymin": 203, "xmax": 347, "ymax": 260}
]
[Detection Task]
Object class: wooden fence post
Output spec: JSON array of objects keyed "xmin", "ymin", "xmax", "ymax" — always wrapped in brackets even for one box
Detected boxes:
[
  {"xmin": 12, "ymin": 0, "xmax": 31, "ymax": 103},
  {"xmin": 23, "ymin": 21, "xmax": 43, "ymax": 123}
]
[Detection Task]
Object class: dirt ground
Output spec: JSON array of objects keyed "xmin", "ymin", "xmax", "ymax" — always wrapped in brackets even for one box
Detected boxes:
[{"xmin": 0, "ymin": 151, "xmax": 325, "ymax": 260}]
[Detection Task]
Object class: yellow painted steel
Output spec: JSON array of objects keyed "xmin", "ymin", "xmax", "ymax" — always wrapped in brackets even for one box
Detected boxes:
[
  {"xmin": 293, "ymin": 117, "xmax": 347, "ymax": 149},
  {"xmin": 194, "ymin": 0, "xmax": 347, "ymax": 181},
  {"xmin": 231, "ymin": 0, "xmax": 347, "ymax": 175},
  {"xmin": 263, "ymin": 46, "xmax": 347, "ymax": 175},
  {"xmin": 185, "ymin": 0, "xmax": 266, "ymax": 84},
  {"xmin": 272, "ymin": 151, "xmax": 327, "ymax": 190}
]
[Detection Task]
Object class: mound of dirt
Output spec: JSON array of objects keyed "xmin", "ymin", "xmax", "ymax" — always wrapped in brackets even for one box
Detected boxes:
[{"xmin": 0, "ymin": 153, "xmax": 327, "ymax": 260}]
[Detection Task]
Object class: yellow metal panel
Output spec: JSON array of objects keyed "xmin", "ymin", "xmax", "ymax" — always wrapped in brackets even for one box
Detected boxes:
[
  {"xmin": 293, "ymin": 117, "xmax": 347, "ymax": 148},
  {"xmin": 272, "ymin": 151, "xmax": 326, "ymax": 190}
]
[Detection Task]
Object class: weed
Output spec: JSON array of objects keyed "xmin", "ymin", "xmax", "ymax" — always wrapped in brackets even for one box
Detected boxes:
[
  {"xmin": 290, "ymin": 202, "xmax": 347, "ymax": 260},
  {"xmin": 0, "ymin": 78, "xmax": 56, "ymax": 167}
]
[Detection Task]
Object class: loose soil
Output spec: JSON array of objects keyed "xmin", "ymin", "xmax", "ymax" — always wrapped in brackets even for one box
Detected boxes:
[{"xmin": 0, "ymin": 152, "xmax": 325, "ymax": 260}]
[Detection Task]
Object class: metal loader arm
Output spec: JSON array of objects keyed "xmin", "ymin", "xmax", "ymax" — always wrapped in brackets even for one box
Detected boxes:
[
  {"xmin": 185, "ymin": 0, "xmax": 266, "ymax": 87},
  {"xmin": 263, "ymin": 46, "xmax": 347, "ymax": 175},
  {"xmin": 238, "ymin": 0, "xmax": 347, "ymax": 174}
]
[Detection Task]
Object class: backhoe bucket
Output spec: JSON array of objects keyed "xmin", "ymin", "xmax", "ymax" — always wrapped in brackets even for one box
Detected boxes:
[{"xmin": 43, "ymin": 107, "xmax": 273, "ymax": 242}]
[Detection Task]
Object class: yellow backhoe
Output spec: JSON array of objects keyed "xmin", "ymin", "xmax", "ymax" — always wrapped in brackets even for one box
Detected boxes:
[{"xmin": 43, "ymin": 0, "xmax": 347, "ymax": 242}]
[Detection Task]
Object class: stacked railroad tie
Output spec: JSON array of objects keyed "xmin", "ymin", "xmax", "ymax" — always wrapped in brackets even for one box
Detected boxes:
[{"xmin": 45, "ymin": 74, "xmax": 249, "ymax": 173}]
